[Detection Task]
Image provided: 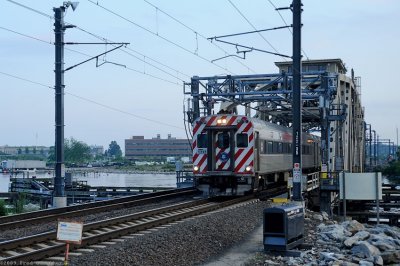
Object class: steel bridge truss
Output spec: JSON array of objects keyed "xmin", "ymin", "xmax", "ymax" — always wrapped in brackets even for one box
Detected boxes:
[{"xmin": 184, "ymin": 72, "xmax": 347, "ymax": 167}]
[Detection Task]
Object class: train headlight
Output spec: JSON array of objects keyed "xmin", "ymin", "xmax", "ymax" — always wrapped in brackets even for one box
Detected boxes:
[
  {"xmin": 193, "ymin": 166, "xmax": 199, "ymax": 172},
  {"xmin": 217, "ymin": 118, "xmax": 227, "ymax": 125},
  {"xmin": 245, "ymin": 165, "xmax": 252, "ymax": 172}
]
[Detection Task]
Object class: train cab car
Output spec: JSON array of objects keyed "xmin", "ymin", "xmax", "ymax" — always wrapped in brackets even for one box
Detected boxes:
[{"xmin": 192, "ymin": 114, "xmax": 320, "ymax": 197}]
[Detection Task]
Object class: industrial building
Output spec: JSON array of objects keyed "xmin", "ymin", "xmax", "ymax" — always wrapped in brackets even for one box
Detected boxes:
[{"xmin": 125, "ymin": 134, "xmax": 192, "ymax": 161}]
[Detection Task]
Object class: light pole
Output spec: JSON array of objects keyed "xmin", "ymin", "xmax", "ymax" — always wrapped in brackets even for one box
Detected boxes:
[{"xmin": 53, "ymin": 1, "xmax": 79, "ymax": 208}]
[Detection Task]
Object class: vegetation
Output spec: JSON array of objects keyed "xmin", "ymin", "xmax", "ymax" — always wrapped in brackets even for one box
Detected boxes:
[
  {"xmin": 15, "ymin": 193, "xmax": 26, "ymax": 214},
  {"xmin": 382, "ymin": 148, "xmax": 400, "ymax": 177},
  {"xmin": 0, "ymin": 200, "xmax": 7, "ymax": 216},
  {"xmin": 106, "ymin": 140, "xmax": 122, "ymax": 159},
  {"xmin": 48, "ymin": 137, "xmax": 92, "ymax": 165}
]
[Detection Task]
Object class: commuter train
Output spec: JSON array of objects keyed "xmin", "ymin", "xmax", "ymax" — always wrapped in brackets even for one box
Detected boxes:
[{"xmin": 192, "ymin": 114, "xmax": 320, "ymax": 196}]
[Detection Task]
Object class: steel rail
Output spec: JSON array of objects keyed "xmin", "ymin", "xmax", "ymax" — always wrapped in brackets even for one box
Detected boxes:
[
  {"xmin": 0, "ymin": 196, "xmax": 254, "ymax": 262},
  {"xmin": 0, "ymin": 188, "xmax": 198, "ymax": 230},
  {"xmin": 0, "ymin": 199, "xmax": 209, "ymax": 252}
]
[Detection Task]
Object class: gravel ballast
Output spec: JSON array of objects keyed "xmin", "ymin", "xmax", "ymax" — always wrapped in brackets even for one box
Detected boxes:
[
  {"xmin": 69, "ymin": 200, "xmax": 271, "ymax": 266},
  {"xmin": 0, "ymin": 196, "xmax": 195, "ymax": 241}
]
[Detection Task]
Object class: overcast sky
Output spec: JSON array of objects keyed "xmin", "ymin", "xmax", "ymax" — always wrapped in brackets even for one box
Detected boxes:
[{"xmin": 1, "ymin": 0, "xmax": 399, "ymax": 150}]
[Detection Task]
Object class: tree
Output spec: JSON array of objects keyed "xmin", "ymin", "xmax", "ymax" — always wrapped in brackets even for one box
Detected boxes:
[
  {"xmin": 47, "ymin": 137, "xmax": 92, "ymax": 165},
  {"xmin": 65, "ymin": 138, "xmax": 92, "ymax": 164},
  {"xmin": 107, "ymin": 141, "xmax": 122, "ymax": 158}
]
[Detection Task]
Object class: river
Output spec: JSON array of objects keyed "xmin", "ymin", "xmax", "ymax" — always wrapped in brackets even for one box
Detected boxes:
[
  {"xmin": 0, "ymin": 170, "xmax": 178, "ymax": 193},
  {"xmin": 1, "ymin": 171, "xmax": 398, "ymax": 193}
]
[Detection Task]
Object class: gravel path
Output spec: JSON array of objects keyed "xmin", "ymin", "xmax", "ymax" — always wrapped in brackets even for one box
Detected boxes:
[
  {"xmin": 69, "ymin": 200, "xmax": 272, "ymax": 266},
  {"xmin": 0, "ymin": 196, "xmax": 195, "ymax": 241}
]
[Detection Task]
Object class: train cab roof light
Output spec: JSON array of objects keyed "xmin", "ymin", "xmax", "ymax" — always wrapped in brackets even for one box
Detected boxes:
[{"xmin": 217, "ymin": 118, "xmax": 227, "ymax": 125}]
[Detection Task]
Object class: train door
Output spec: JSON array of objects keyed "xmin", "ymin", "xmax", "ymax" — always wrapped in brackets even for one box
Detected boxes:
[
  {"xmin": 254, "ymin": 131, "xmax": 260, "ymax": 172},
  {"xmin": 210, "ymin": 129, "xmax": 235, "ymax": 171}
]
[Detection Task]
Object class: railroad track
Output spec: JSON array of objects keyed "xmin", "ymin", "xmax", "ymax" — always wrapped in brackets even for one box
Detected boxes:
[
  {"xmin": 0, "ymin": 196, "xmax": 256, "ymax": 263},
  {"xmin": 0, "ymin": 188, "xmax": 198, "ymax": 230}
]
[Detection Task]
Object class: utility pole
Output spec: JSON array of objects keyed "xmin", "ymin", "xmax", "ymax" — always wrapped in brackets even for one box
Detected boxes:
[
  {"xmin": 292, "ymin": 0, "xmax": 303, "ymax": 201},
  {"xmin": 52, "ymin": 2, "xmax": 126, "ymax": 208},
  {"xmin": 53, "ymin": 5, "xmax": 67, "ymax": 208},
  {"xmin": 369, "ymin": 125, "xmax": 372, "ymax": 168},
  {"xmin": 397, "ymin": 127, "xmax": 399, "ymax": 160}
]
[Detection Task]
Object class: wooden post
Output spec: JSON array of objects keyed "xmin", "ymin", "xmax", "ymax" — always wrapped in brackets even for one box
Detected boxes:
[{"xmin": 64, "ymin": 241, "xmax": 70, "ymax": 266}]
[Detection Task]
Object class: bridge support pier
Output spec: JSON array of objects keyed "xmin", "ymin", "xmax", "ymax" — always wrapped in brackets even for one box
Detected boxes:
[
  {"xmin": 320, "ymin": 191, "xmax": 334, "ymax": 215},
  {"xmin": 53, "ymin": 196, "xmax": 67, "ymax": 209}
]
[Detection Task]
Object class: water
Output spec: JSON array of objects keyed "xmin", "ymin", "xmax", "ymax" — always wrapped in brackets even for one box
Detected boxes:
[{"xmin": 0, "ymin": 171, "xmax": 177, "ymax": 193}]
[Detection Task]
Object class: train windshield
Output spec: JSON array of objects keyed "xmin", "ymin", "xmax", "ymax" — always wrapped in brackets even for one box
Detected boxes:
[
  {"xmin": 217, "ymin": 132, "xmax": 230, "ymax": 149},
  {"xmin": 236, "ymin": 133, "xmax": 248, "ymax": 148},
  {"xmin": 197, "ymin": 134, "xmax": 208, "ymax": 148}
]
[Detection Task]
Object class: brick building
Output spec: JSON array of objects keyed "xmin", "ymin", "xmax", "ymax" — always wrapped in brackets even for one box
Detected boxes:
[{"xmin": 125, "ymin": 134, "xmax": 192, "ymax": 161}]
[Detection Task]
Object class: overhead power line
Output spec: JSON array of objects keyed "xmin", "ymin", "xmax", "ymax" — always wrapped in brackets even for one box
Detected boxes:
[
  {"xmin": 267, "ymin": 0, "xmax": 310, "ymax": 60},
  {"xmin": 0, "ymin": 26, "xmax": 51, "ymax": 44},
  {"xmin": 0, "ymin": 70, "xmax": 53, "ymax": 89},
  {"xmin": 0, "ymin": 70, "xmax": 183, "ymax": 129},
  {"xmin": 4, "ymin": 0, "xmax": 190, "ymax": 82},
  {"xmin": 227, "ymin": 0, "xmax": 287, "ymax": 61},
  {"xmin": 86, "ymin": 0, "xmax": 235, "ymax": 75},
  {"xmin": 0, "ymin": 25, "xmax": 180, "ymax": 85},
  {"xmin": 5, "ymin": 0, "xmax": 53, "ymax": 19},
  {"xmin": 73, "ymin": 26, "xmax": 189, "ymax": 81},
  {"xmin": 143, "ymin": 0, "xmax": 257, "ymax": 74}
]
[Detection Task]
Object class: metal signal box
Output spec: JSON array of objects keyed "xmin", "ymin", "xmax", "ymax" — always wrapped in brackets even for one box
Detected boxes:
[{"xmin": 263, "ymin": 204, "xmax": 304, "ymax": 251}]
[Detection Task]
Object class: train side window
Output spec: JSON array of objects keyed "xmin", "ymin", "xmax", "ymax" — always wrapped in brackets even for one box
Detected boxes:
[
  {"xmin": 197, "ymin": 134, "xmax": 208, "ymax": 148},
  {"xmin": 267, "ymin": 141, "xmax": 273, "ymax": 154},
  {"xmin": 283, "ymin": 143, "xmax": 288, "ymax": 153},
  {"xmin": 288, "ymin": 143, "xmax": 292, "ymax": 153},
  {"xmin": 236, "ymin": 133, "xmax": 248, "ymax": 148},
  {"xmin": 217, "ymin": 132, "xmax": 230, "ymax": 149},
  {"xmin": 260, "ymin": 139, "xmax": 265, "ymax": 153},
  {"xmin": 277, "ymin": 142, "xmax": 283, "ymax": 153},
  {"xmin": 273, "ymin": 142, "xmax": 279, "ymax": 153},
  {"xmin": 263, "ymin": 140, "xmax": 268, "ymax": 154}
]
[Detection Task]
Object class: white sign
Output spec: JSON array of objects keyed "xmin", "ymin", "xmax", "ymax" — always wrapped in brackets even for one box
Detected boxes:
[
  {"xmin": 57, "ymin": 221, "xmax": 83, "ymax": 244},
  {"xmin": 321, "ymin": 164, "xmax": 327, "ymax": 172},
  {"xmin": 339, "ymin": 172, "xmax": 382, "ymax": 200},
  {"xmin": 293, "ymin": 169, "xmax": 301, "ymax": 183}
]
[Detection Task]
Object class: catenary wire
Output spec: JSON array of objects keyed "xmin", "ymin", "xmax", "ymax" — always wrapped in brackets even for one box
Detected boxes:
[
  {"xmin": 227, "ymin": 0, "xmax": 288, "ymax": 61},
  {"xmin": 0, "ymin": 70, "xmax": 184, "ymax": 129},
  {"xmin": 72, "ymin": 26, "xmax": 188, "ymax": 81},
  {"xmin": 143, "ymin": 0, "xmax": 257, "ymax": 74},
  {"xmin": 86, "ymin": 0, "xmax": 235, "ymax": 75},
  {"xmin": 4, "ymin": 0, "xmax": 190, "ymax": 81},
  {"xmin": 267, "ymin": 0, "xmax": 310, "ymax": 60},
  {"xmin": 0, "ymin": 25, "xmax": 180, "ymax": 85}
]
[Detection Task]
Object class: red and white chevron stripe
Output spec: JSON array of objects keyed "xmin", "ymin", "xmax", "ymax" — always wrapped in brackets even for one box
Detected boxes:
[{"xmin": 192, "ymin": 114, "xmax": 254, "ymax": 175}]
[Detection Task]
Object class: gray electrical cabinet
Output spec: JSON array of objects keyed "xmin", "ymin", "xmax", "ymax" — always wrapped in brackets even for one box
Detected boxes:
[{"xmin": 263, "ymin": 204, "xmax": 304, "ymax": 251}]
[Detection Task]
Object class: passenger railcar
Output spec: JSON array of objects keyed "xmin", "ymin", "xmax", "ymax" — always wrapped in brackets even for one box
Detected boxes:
[{"xmin": 192, "ymin": 114, "xmax": 320, "ymax": 196}]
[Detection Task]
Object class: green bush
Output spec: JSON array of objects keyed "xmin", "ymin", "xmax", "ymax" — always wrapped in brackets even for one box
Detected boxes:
[
  {"xmin": 15, "ymin": 193, "xmax": 26, "ymax": 214},
  {"xmin": 0, "ymin": 200, "xmax": 7, "ymax": 216}
]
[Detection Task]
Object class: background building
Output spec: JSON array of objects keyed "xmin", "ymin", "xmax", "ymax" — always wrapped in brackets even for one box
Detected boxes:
[
  {"xmin": 0, "ymin": 145, "xmax": 51, "ymax": 157},
  {"xmin": 125, "ymin": 134, "xmax": 192, "ymax": 161}
]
